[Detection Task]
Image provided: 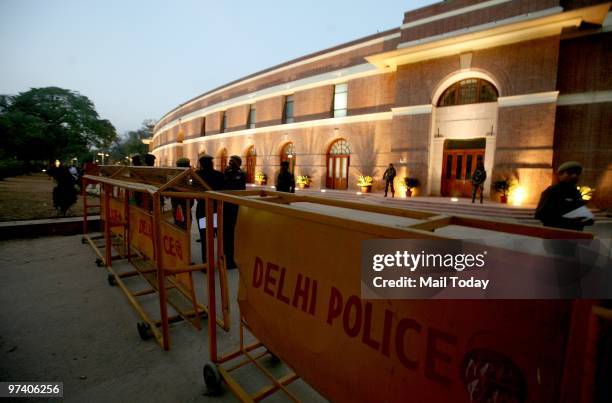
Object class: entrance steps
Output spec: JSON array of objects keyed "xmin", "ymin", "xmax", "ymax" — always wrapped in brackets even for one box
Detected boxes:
[{"xmin": 288, "ymin": 187, "xmax": 610, "ymax": 223}]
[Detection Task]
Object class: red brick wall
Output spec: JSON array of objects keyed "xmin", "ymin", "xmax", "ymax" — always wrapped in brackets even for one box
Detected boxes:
[
  {"xmin": 227, "ymin": 104, "xmax": 250, "ymax": 132},
  {"xmin": 183, "ymin": 117, "xmax": 204, "ymax": 139},
  {"xmin": 553, "ymin": 103, "xmax": 612, "ymax": 207},
  {"xmin": 395, "ymin": 36, "xmax": 560, "ymax": 107},
  {"xmin": 390, "ymin": 114, "xmax": 431, "ymax": 193},
  {"xmin": 255, "ymin": 96, "xmax": 284, "ymax": 128},
  {"xmin": 169, "ymin": 126, "xmax": 179, "ymax": 143},
  {"xmin": 294, "ymin": 85, "xmax": 333, "ymax": 122},
  {"xmin": 348, "ymin": 72, "xmax": 396, "ymax": 115},
  {"xmin": 205, "ymin": 112, "xmax": 222, "ymax": 135},
  {"xmin": 401, "ymin": 0, "xmax": 560, "ymax": 43},
  {"xmin": 493, "ymin": 103, "xmax": 557, "ymax": 204},
  {"xmin": 557, "ymin": 31, "xmax": 612, "ymax": 94},
  {"xmin": 553, "ymin": 31, "xmax": 612, "ymax": 207}
]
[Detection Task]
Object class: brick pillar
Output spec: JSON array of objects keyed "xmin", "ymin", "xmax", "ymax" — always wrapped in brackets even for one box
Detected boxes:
[
  {"xmin": 493, "ymin": 102, "xmax": 557, "ymax": 204},
  {"xmin": 390, "ymin": 113, "xmax": 431, "ymax": 196}
]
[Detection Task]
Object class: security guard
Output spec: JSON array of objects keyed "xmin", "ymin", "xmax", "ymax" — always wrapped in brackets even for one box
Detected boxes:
[
  {"xmin": 223, "ymin": 155, "xmax": 246, "ymax": 269},
  {"xmin": 195, "ymin": 154, "xmax": 224, "ymax": 263},
  {"xmin": 535, "ymin": 161, "xmax": 594, "ymax": 231}
]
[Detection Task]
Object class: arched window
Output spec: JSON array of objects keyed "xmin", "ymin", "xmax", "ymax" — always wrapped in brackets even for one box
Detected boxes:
[
  {"xmin": 280, "ymin": 142, "xmax": 296, "ymax": 174},
  {"xmin": 246, "ymin": 146, "xmax": 256, "ymax": 183},
  {"xmin": 326, "ymin": 139, "xmax": 350, "ymax": 189},
  {"xmin": 437, "ymin": 78, "xmax": 498, "ymax": 107},
  {"xmin": 218, "ymin": 148, "xmax": 228, "ymax": 171}
]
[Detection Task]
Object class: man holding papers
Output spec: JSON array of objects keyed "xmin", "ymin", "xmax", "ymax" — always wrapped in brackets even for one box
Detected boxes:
[{"xmin": 535, "ymin": 161, "xmax": 594, "ymax": 231}]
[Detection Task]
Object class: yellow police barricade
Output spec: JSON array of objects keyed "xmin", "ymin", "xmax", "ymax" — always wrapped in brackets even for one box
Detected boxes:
[
  {"xmin": 80, "ymin": 162, "xmax": 106, "ymax": 263},
  {"xmin": 83, "ymin": 166, "xmax": 231, "ymax": 350},
  {"xmin": 201, "ymin": 190, "xmax": 607, "ymax": 402},
  {"xmin": 82, "ymin": 164, "xmax": 136, "ymax": 267}
]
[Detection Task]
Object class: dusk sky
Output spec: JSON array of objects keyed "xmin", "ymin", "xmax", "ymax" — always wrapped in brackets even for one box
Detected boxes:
[{"xmin": 0, "ymin": 0, "xmax": 437, "ymax": 135}]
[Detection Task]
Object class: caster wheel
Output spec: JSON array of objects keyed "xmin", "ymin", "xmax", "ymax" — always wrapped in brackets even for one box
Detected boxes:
[
  {"xmin": 137, "ymin": 322, "xmax": 152, "ymax": 341},
  {"xmin": 203, "ymin": 362, "xmax": 223, "ymax": 394},
  {"xmin": 107, "ymin": 274, "xmax": 117, "ymax": 286},
  {"xmin": 95, "ymin": 258, "xmax": 103, "ymax": 267}
]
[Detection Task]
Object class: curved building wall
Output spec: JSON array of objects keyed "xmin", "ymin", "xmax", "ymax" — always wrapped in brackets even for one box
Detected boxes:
[{"xmin": 151, "ymin": 0, "xmax": 612, "ymax": 207}]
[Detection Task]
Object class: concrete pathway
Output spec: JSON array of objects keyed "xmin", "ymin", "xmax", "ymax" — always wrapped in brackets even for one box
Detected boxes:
[{"xmin": 0, "ymin": 235, "xmax": 325, "ymax": 403}]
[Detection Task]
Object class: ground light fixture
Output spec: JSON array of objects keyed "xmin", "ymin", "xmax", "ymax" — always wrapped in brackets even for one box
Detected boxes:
[
  {"xmin": 451, "ymin": 197, "xmax": 459, "ymax": 202},
  {"xmin": 509, "ymin": 185, "xmax": 527, "ymax": 206}
]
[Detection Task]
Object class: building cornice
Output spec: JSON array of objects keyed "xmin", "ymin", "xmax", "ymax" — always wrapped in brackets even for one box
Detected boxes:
[
  {"xmin": 401, "ymin": 0, "xmax": 513, "ymax": 29},
  {"xmin": 557, "ymin": 90, "xmax": 612, "ymax": 106},
  {"xmin": 154, "ymin": 142, "xmax": 183, "ymax": 153},
  {"xmin": 367, "ymin": 3, "xmax": 610, "ymax": 69},
  {"xmin": 179, "ymin": 111, "xmax": 393, "ymax": 147},
  {"xmin": 392, "ymin": 104, "xmax": 433, "ymax": 116},
  {"xmin": 497, "ymin": 91, "xmax": 559, "ymax": 107}
]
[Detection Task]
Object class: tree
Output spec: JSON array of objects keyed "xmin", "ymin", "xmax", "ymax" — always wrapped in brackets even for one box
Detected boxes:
[
  {"xmin": 0, "ymin": 87, "xmax": 117, "ymax": 168},
  {"xmin": 109, "ymin": 120, "xmax": 156, "ymax": 163}
]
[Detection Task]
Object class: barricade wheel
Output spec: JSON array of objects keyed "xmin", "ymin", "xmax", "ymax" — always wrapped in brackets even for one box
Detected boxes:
[
  {"xmin": 95, "ymin": 258, "xmax": 103, "ymax": 267},
  {"xmin": 137, "ymin": 322, "xmax": 152, "ymax": 341},
  {"xmin": 81, "ymin": 237, "xmax": 87, "ymax": 244},
  {"xmin": 203, "ymin": 362, "xmax": 222, "ymax": 394},
  {"xmin": 107, "ymin": 274, "xmax": 117, "ymax": 286}
]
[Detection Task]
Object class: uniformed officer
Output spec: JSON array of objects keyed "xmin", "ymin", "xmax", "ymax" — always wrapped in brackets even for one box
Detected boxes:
[
  {"xmin": 535, "ymin": 161, "xmax": 594, "ymax": 231},
  {"xmin": 383, "ymin": 163, "xmax": 396, "ymax": 197},
  {"xmin": 195, "ymin": 154, "xmax": 224, "ymax": 263},
  {"xmin": 276, "ymin": 160, "xmax": 295, "ymax": 193},
  {"xmin": 223, "ymin": 155, "xmax": 246, "ymax": 269}
]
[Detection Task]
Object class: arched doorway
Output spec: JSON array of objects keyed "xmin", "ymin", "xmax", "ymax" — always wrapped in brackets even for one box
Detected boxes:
[
  {"xmin": 326, "ymin": 139, "xmax": 350, "ymax": 189},
  {"xmin": 429, "ymin": 73, "xmax": 499, "ymax": 197},
  {"xmin": 246, "ymin": 146, "xmax": 256, "ymax": 183},
  {"xmin": 280, "ymin": 142, "xmax": 296, "ymax": 174},
  {"xmin": 218, "ymin": 148, "xmax": 228, "ymax": 171}
]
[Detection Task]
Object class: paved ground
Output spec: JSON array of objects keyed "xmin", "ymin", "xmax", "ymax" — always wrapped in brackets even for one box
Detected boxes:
[{"xmin": 0, "ymin": 234, "xmax": 325, "ymax": 402}]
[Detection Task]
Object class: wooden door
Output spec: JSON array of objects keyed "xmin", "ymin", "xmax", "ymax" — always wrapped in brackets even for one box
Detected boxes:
[
  {"xmin": 246, "ymin": 155, "xmax": 256, "ymax": 183},
  {"xmin": 326, "ymin": 155, "xmax": 349, "ymax": 189},
  {"xmin": 441, "ymin": 149, "xmax": 484, "ymax": 197}
]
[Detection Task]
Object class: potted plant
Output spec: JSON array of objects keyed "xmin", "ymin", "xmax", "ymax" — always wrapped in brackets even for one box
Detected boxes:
[
  {"xmin": 357, "ymin": 175, "xmax": 373, "ymax": 193},
  {"xmin": 176, "ymin": 157, "xmax": 191, "ymax": 168},
  {"xmin": 494, "ymin": 179, "xmax": 510, "ymax": 203},
  {"xmin": 296, "ymin": 175, "xmax": 311, "ymax": 189},
  {"xmin": 404, "ymin": 177, "xmax": 420, "ymax": 197},
  {"xmin": 255, "ymin": 170, "xmax": 267, "ymax": 186}
]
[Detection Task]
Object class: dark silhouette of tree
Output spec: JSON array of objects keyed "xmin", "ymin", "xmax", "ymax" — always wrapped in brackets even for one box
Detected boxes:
[
  {"xmin": 109, "ymin": 119, "xmax": 156, "ymax": 163},
  {"xmin": 0, "ymin": 87, "xmax": 117, "ymax": 168}
]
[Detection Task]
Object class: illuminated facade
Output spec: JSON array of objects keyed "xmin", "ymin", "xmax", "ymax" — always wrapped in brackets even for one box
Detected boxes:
[{"xmin": 150, "ymin": 0, "xmax": 612, "ymax": 206}]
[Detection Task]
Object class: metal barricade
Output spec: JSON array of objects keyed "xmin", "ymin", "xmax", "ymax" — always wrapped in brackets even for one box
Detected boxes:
[
  {"xmin": 200, "ymin": 189, "xmax": 607, "ymax": 402},
  {"xmin": 82, "ymin": 165, "xmax": 230, "ymax": 350}
]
